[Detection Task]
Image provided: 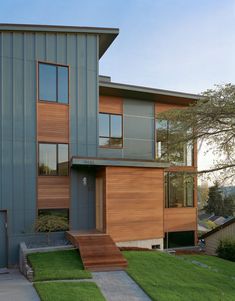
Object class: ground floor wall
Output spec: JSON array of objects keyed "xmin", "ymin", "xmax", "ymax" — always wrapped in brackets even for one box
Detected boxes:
[{"xmin": 104, "ymin": 166, "xmax": 164, "ymax": 242}]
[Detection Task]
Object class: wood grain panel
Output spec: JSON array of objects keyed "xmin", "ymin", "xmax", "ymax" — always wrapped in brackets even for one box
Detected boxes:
[
  {"xmin": 99, "ymin": 95, "xmax": 123, "ymax": 114},
  {"xmin": 164, "ymin": 207, "xmax": 197, "ymax": 232},
  {"xmin": 37, "ymin": 102, "xmax": 69, "ymax": 143},
  {"xmin": 105, "ymin": 167, "xmax": 164, "ymax": 242},
  {"xmin": 155, "ymin": 102, "xmax": 186, "ymax": 115},
  {"xmin": 38, "ymin": 176, "xmax": 70, "ymax": 209}
]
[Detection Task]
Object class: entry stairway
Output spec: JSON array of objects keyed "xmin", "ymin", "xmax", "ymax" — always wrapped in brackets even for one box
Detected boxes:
[{"xmin": 66, "ymin": 230, "xmax": 128, "ymax": 272}]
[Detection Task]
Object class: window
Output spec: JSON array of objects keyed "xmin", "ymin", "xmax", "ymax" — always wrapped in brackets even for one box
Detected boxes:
[
  {"xmin": 39, "ymin": 63, "xmax": 69, "ymax": 103},
  {"xmin": 165, "ymin": 172, "xmax": 194, "ymax": 208},
  {"xmin": 164, "ymin": 231, "xmax": 195, "ymax": 248},
  {"xmin": 39, "ymin": 143, "xmax": 69, "ymax": 176},
  {"xmin": 99, "ymin": 113, "xmax": 122, "ymax": 147},
  {"xmin": 156, "ymin": 119, "xmax": 193, "ymax": 166}
]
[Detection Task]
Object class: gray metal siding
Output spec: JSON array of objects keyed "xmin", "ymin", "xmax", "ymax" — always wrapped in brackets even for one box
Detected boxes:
[
  {"xmin": 0, "ymin": 212, "xmax": 7, "ymax": 267},
  {"xmin": 0, "ymin": 31, "xmax": 99, "ymax": 264},
  {"xmin": 98, "ymin": 98, "xmax": 155, "ymax": 160}
]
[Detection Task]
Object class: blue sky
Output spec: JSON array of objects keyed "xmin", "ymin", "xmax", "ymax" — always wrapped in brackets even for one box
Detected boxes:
[{"xmin": 1, "ymin": 0, "xmax": 235, "ymax": 94}]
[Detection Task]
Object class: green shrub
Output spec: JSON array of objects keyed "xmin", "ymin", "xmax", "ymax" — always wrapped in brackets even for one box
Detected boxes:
[
  {"xmin": 216, "ymin": 238, "xmax": 235, "ymax": 262},
  {"xmin": 35, "ymin": 215, "xmax": 69, "ymax": 245},
  {"xmin": 35, "ymin": 215, "xmax": 69, "ymax": 232}
]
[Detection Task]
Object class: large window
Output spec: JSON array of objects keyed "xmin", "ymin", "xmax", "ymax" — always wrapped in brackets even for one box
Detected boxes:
[
  {"xmin": 39, "ymin": 143, "xmax": 69, "ymax": 176},
  {"xmin": 165, "ymin": 172, "xmax": 194, "ymax": 208},
  {"xmin": 39, "ymin": 63, "xmax": 69, "ymax": 104},
  {"xmin": 156, "ymin": 119, "xmax": 193, "ymax": 166},
  {"xmin": 99, "ymin": 113, "xmax": 122, "ymax": 147}
]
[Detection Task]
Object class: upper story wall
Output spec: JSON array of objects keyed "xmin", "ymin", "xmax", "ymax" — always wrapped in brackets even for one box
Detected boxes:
[
  {"xmin": 0, "ymin": 30, "xmax": 99, "ymax": 235},
  {"xmin": 98, "ymin": 95, "xmax": 194, "ymax": 164}
]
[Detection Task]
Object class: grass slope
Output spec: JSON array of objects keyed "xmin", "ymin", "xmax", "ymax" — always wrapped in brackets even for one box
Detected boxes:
[
  {"xmin": 28, "ymin": 249, "xmax": 91, "ymax": 281},
  {"xmin": 182, "ymin": 254, "xmax": 235, "ymax": 278},
  {"xmin": 34, "ymin": 282, "xmax": 105, "ymax": 301},
  {"xmin": 123, "ymin": 251, "xmax": 235, "ymax": 301}
]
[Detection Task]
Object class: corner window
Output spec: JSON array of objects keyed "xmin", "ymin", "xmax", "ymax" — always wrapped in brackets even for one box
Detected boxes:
[
  {"xmin": 156, "ymin": 119, "xmax": 193, "ymax": 166},
  {"xmin": 99, "ymin": 113, "xmax": 123, "ymax": 148},
  {"xmin": 39, "ymin": 143, "xmax": 69, "ymax": 176},
  {"xmin": 39, "ymin": 63, "xmax": 69, "ymax": 104},
  {"xmin": 165, "ymin": 172, "xmax": 194, "ymax": 208}
]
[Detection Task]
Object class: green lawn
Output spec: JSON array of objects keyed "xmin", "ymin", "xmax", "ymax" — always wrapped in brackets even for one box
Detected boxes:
[
  {"xmin": 34, "ymin": 282, "xmax": 105, "ymax": 301},
  {"xmin": 28, "ymin": 249, "xmax": 91, "ymax": 281},
  {"xmin": 123, "ymin": 251, "xmax": 235, "ymax": 301}
]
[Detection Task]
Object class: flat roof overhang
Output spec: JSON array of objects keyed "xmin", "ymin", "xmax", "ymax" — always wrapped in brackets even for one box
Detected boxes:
[
  {"xmin": 99, "ymin": 81, "xmax": 203, "ymax": 105},
  {"xmin": 71, "ymin": 157, "xmax": 169, "ymax": 169},
  {"xmin": 0, "ymin": 23, "xmax": 119, "ymax": 58}
]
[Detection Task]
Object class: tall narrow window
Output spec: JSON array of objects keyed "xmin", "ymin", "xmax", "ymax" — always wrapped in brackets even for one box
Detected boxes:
[
  {"xmin": 39, "ymin": 143, "xmax": 69, "ymax": 176},
  {"xmin": 99, "ymin": 113, "xmax": 123, "ymax": 148},
  {"xmin": 39, "ymin": 63, "xmax": 69, "ymax": 104}
]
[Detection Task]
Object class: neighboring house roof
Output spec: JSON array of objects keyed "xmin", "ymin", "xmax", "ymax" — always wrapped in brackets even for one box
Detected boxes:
[
  {"xmin": 198, "ymin": 213, "xmax": 212, "ymax": 220},
  {"xmin": 201, "ymin": 217, "xmax": 235, "ymax": 239},
  {"xmin": 0, "ymin": 23, "xmax": 119, "ymax": 58},
  {"xmin": 99, "ymin": 77, "xmax": 202, "ymax": 105},
  {"xmin": 208, "ymin": 215, "xmax": 220, "ymax": 222},
  {"xmin": 213, "ymin": 217, "xmax": 226, "ymax": 226}
]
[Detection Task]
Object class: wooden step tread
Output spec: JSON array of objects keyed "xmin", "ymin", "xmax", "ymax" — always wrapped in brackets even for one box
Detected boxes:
[{"xmin": 66, "ymin": 231, "xmax": 127, "ymax": 271}]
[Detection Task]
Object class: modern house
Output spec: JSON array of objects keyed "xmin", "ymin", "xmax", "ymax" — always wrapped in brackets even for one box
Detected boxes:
[
  {"xmin": 201, "ymin": 217, "xmax": 235, "ymax": 255},
  {"xmin": 0, "ymin": 23, "xmax": 199, "ymax": 268}
]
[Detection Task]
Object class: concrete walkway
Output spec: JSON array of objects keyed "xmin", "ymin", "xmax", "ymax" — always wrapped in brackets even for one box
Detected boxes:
[
  {"xmin": 92, "ymin": 271, "xmax": 152, "ymax": 301},
  {"xmin": 0, "ymin": 269, "xmax": 40, "ymax": 301}
]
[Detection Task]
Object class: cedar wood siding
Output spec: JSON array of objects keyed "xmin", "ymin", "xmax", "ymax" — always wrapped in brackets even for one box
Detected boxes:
[{"xmin": 105, "ymin": 166, "xmax": 164, "ymax": 242}]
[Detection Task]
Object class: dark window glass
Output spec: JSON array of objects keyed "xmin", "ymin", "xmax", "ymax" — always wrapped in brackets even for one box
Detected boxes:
[
  {"xmin": 39, "ymin": 143, "xmax": 69, "ymax": 176},
  {"xmin": 39, "ymin": 144, "xmax": 57, "ymax": 175},
  {"xmin": 165, "ymin": 172, "xmax": 194, "ymax": 208},
  {"xmin": 111, "ymin": 115, "xmax": 122, "ymax": 138},
  {"xmin": 58, "ymin": 144, "xmax": 69, "ymax": 176},
  {"xmin": 99, "ymin": 114, "xmax": 110, "ymax": 137},
  {"xmin": 39, "ymin": 63, "xmax": 69, "ymax": 104},
  {"xmin": 58, "ymin": 66, "xmax": 69, "ymax": 103},
  {"xmin": 38, "ymin": 209, "xmax": 69, "ymax": 219},
  {"xmin": 164, "ymin": 231, "xmax": 195, "ymax": 248},
  {"xmin": 39, "ymin": 64, "xmax": 56, "ymax": 101},
  {"xmin": 99, "ymin": 113, "xmax": 123, "ymax": 148}
]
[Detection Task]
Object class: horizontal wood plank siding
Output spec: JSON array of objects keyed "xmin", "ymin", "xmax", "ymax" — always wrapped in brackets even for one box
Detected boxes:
[
  {"xmin": 164, "ymin": 207, "xmax": 197, "ymax": 232},
  {"xmin": 38, "ymin": 176, "xmax": 70, "ymax": 209},
  {"xmin": 105, "ymin": 167, "xmax": 164, "ymax": 242},
  {"xmin": 37, "ymin": 102, "xmax": 69, "ymax": 143},
  {"xmin": 99, "ymin": 95, "xmax": 123, "ymax": 114},
  {"xmin": 155, "ymin": 102, "xmax": 186, "ymax": 114}
]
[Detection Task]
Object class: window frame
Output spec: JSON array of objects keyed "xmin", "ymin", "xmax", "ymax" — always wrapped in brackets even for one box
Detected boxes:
[
  {"xmin": 38, "ymin": 142, "xmax": 69, "ymax": 176},
  {"xmin": 99, "ymin": 112, "xmax": 123, "ymax": 149},
  {"xmin": 37, "ymin": 61, "xmax": 69, "ymax": 104},
  {"xmin": 165, "ymin": 172, "xmax": 195, "ymax": 208}
]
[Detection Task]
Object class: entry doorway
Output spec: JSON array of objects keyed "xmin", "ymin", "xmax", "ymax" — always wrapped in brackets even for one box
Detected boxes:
[{"xmin": 0, "ymin": 211, "xmax": 7, "ymax": 268}]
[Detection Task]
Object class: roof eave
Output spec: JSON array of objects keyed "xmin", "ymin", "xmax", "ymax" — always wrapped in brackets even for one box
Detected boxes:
[{"xmin": 0, "ymin": 23, "xmax": 119, "ymax": 59}]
